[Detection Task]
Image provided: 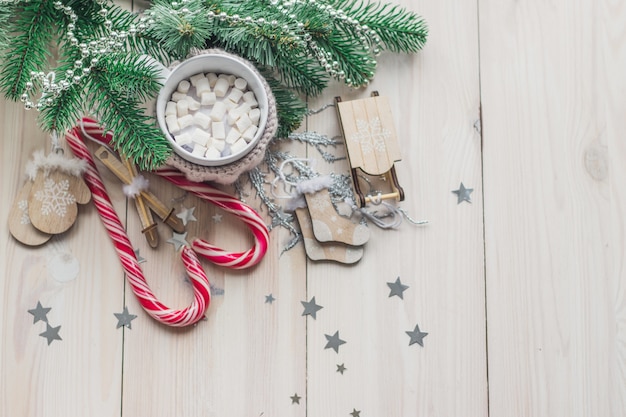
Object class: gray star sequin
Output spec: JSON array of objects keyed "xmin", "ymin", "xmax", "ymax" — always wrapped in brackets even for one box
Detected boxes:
[
  {"xmin": 114, "ymin": 306, "xmax": 137, "ymax": 329},
  {"xmin": 265, "ymin": 294, "xmax": 276, "ymax": 304},
  {"xmin": 39, "ymin": 323, "xmax": 62, "ymax": 345},
  {"xmin": 324, "ymin": 331, "xmax": 346, "ymax": 353},
  {"xmin": 301, "ymin": 296, "xmax": 323, "ymax": 319},
  {"xmin": 167, "ymin": 231, "xmax": 189, "ymax": 251},
  {"xmin": 350, "ymin": 408, "xmax": 361, "ymax": 417},
  {"xmin": 406, "ymin": 323, "xmax": 428, "ymax": 347},
  {"xmin": 452, "ymin": 182, "xmax": 473, "ymax": 204},
  {"xmin": 28, "ymin": 301, "xmax": 51, "ymax": 324},
  {"xmin": 290, "ymin": 393, "xmax": 301, "ymax": 404},
  {"xmin": 336, "ymin": 363, "xmax": 347, "ymax": 374},
  {"xmin": 387, "ymin": 277, "xmax": 409, "ymax": 299},
  {"xmin": 176, "ymin": 206, "xmax": 197, "ymax": 226}
]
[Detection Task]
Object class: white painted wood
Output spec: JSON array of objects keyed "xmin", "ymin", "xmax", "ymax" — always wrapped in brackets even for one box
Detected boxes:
[{"xmin": 480, "ymin": 0, "xmax": 626, "ymax": 415}]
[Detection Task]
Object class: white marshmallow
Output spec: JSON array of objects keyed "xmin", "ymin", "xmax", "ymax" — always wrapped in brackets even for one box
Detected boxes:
[
  {"xmin": 234, "ymin": 78, "xmax": 247, "ymax": 90},
  {"xmin": 166, "ymin": 115, "xmax": 181, "ymax": 134},
  {"xmin": 212, "ymin": 121, "xmax": 226, "ymax": 140},
  {"xmin": 205, "ymin": 146, "xmax": 222, "ymax": 159},
  {"xmin": 191, "ymin": 129, "xmax": 211, "ymax": 146},
  {"xmin": 227, "ymin": 74, "xmax": 236, "ymax": 86},
  {"xmin": 226, "ymin": 88, "xmax": 243, "ymax": 104},
  {"xmin": 195, "ymin": 78, "xmax": 211, "ymax": 95},
  {"xmin": 242, "ymin": 91, "xmax": 258, "ymax": 107},
  {"xmin": 226, "ymin": 128, "xmax": 241, "ymax": 144},
  {"xmin": 186, "ymin": 96, "xmax": 201, "ymax": 111},
  {"xmin": 177, "ymin": 80, "xmax": 190, "ymax": 93},
  {"xmin": 206, "ymin": 72, "xmax": 218, "ymax": 87},
  {"xmin": 235, "ymin": 113, "xmax": 252, "ymax": 132},
  {"xmin": 201, "ymin": 91, "xmax": 216, "ymax": 106},
  {"xmin": 213, "ymin": 78, "xmax": 230, "ymax": 97},
  {"xmin": 178, "ymin": 114, "xmax": 194, "ymax": 129},
  {"xmin": 165, "ymin": 101, "xmax": 177, "ymax": 117},
  {"xmin": 212, "ymin": 139, "xmax": 226, "ymax": 152},
  {"xmin": 209, "ymin": 101, "xmax": 227, "ymax": 121},
  {"xmin": 249, "ymin": 108, "xmax": 261, "ymax": 124},
  {"xmin": 230, "ymin": 138, "xmax": 248, "ymax": 154},
  {"xmin": 193, "ymin": 112, "xmax": 212, "ymax": 130},
  {"xmin": 192, "ymin": 144, "xmax": 207, "ymax": 157},
  {"xmin": 242, "ymin": 124, "xmax": 258, "ymax": 142},
  {"xmin": 189, "ymin": 73, "xmax": 206, "ymax": 86},
  {"xmin": 174, "ymin": 132, "xmax": 192, "ymax": 146},
  {"xmin": 228, "ymin": 103, "xmax": 251, "ymax": 121},
  {"xmin": 224, "ymin": 99, "xmax": 237, "ymax": 110},
  {"xmin": 171, "ymin": 91, "xmax": 187, "ymax": 102},
  {"xmin": 176, "ymin": 99, "xmax": 189, "ymax": 116}
]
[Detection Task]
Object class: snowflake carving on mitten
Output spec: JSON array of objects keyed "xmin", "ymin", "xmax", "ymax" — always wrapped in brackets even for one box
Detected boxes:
[{"xmin": 26, "ymin": 150, "xmax": 91, "ymax": 235}]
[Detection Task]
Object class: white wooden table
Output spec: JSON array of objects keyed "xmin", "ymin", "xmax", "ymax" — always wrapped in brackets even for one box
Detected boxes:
[{"xmin": 1, "ymin": 0, "xmax": 624, "ymax": 415}]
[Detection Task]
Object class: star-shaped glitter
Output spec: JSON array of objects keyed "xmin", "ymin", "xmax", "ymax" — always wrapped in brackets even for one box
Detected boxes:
[
  {"xmin": 301, "ymin": 296, "xmax": 323, "ymax": 319},
  {"xmin": 167, "ymin": 231, "xmax": 189, "ymax": 251},
  {"xmin": 350, "ymin": 408, "xmax": 361, "ymax": 417},
  {"xmin": 387, "ymin": 277, "xmax": 409, "ymax": 299},
  {"xmin": 39, "ymin": 323, "xmax": 62, "ymax": 345},
  {"xmin": 336, "ymin": 363, "xmax": 347, "ymax": 375},
  {"xmin": 406, "ymin": 323, "xmax": 428, "ymax": 347},
  {"xmin": 212, "ymin": 213, "xmax": 223, "ymax": 223},
  {"xmin": 176, "ymin": 206, "xmax": 197, "ymax": 226},
  {"xmin": 114, "ymin": 306, "xmax": 137, "ymax": 329},
  {"xmin": 28, "ymin": 301, "xmax": 51, "ymax": 324},
  {"xmin": 265, "ymin": 294, "xmax": 276, "ymax": 304},
  {"xmin": 324, "ymin": 331, "xmax": 346, "ymax": 353},
  {"xmin": 134, "ymin": 249, "xmax": 147, "ymax": 264},
  {"xmin": 452, "ymin": 182, "xmax": 473, "ymax": 204},
  {"xmin": 290, "ymin": 393, "xmax": 301, "ymax": 404}
]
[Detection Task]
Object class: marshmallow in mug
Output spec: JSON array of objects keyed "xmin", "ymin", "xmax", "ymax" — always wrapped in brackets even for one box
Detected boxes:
[{"xmin": 164, "ymin": 71, "xmax": 260, "ymax": 161}]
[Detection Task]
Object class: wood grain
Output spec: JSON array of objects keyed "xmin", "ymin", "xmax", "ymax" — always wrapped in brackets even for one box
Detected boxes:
[
  {"xmin": 480, "ymin": 0, "xmax": 626, "ymax": 415},
  {"xmin": 1, "ymin": 0, "xmax": 625, "ymax": 416}
]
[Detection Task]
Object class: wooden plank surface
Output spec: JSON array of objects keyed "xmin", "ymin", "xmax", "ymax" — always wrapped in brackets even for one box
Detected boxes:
[
  {"xmin": 1, "ymin": 0, "xmax": 624, "ymax": 416},
  {"xmin": 480, "ymin": 0, "xmax": 626, "ymax": 415}
]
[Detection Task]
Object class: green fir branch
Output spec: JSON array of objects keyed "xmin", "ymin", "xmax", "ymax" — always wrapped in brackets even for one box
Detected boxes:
[
  {"xmin": 87, "ymin": 56, "xmax": 170, "ymax": 170},
  {"xmin": 327, "ymin": 0, "xmax": 428, "ymax": 53},
  {"xmin": 261, "ymin": 74, "xmax": 307, "ymax": 138},
  {"xmin": 0, "ymin": 1, "xmax": 57, "ymax": 100}
]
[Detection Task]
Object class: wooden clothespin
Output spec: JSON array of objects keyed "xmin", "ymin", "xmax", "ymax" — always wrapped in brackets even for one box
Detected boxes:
[{"xmin": 94, "ymin": 147, "xmax": 185, "ymax": 247}]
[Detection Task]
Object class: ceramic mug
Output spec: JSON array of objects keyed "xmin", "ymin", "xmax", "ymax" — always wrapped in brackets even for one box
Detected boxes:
[{"xmin": 153, "ymin": 53, "xmax": 269, "ymax": 167}]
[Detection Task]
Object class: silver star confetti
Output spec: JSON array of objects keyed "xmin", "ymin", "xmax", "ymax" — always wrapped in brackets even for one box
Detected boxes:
[
  {"xmin": 114, "ymin": 306, "xmax": 137, "ymax": 329},
  {"xmin": 301, "ymin": 296, "xmax": 323, "ymax": 319},
  {"xmin": 167, "ymin": 231, "xmax": 189, "ymax": 251},
  {"xmin": 212, "ymin": 213, "xmax": 223, "ymax": 223},
  {"xmin": 28, "ymin": 301, "xmax": 51, "ymax": 324},
  {"xmin": 324, "ymin": 331, "xmax": 346, "ymax": 353},
  {"xmin": 336, "ymin": 363, "xmax": 347, "ymax": 375},
  {"xmin": 176, "ymin": 206, "xmax": 197, "ymax": 226},
  {"xmin": 39, "ymin": 323, "xmax": 62, "ymax": 345},
  {"xmin": 350, "ymin": 409, "xmax": 361, "ymax": 417},
  {"xmin": 134, "ymin": 249, "xmax": 146, "ymax": 264},
  {"xmin": 290, "ymin": 393, "xmax": 301, "ymax": 404},
  {"xmin": 387, "ymin": 277, "xmax": 409, "ymax": 299},
  {"xmin": 452, "ymin": 182, "xmax": 473, "ymax": 204},
  {"xmin": 406, "ymin": 323, "xmax": 428, "ymax": 347},
  {"xmin": 265, "ymin": 294, "xmax": 276, "ymax": 304}
]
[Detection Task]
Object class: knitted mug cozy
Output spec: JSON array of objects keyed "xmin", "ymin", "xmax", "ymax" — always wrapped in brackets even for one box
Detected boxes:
[{"xmin": 164, "ymin": 48, "xmax": 278, "ymax": 184}]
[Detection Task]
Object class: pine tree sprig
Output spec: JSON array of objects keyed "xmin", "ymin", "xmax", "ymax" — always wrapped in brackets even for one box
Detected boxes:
[{"xmin": 0, "ymin": 1, "xmax": 57, "ymax": 100}]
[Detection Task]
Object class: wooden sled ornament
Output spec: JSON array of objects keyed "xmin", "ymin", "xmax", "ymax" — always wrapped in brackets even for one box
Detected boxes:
[{"xmin": 335, "ymin": 91, "xmax": 405, "ymax": 207}]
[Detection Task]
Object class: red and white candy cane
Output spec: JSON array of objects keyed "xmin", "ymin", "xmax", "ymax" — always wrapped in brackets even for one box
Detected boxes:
[
  {"xmin": 65, "ymin": 125, "xmax": 210, "ymax": 327},
  {"xmin": 77, "ymin": 117, "xmax": 270, "ymax": 269},
  {"xmin": 154, "ymin": 167, "xmax": 269, "ymax": 269}
]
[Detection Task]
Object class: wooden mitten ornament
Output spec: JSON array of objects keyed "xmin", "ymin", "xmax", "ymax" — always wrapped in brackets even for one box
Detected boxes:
[
  {"xmin": 8, "ymin": 180, "xmax": 52, "ymax": 246},
  {"xmin": 25, "ymin": 150, "xmax": 91, "ymax": 235}
]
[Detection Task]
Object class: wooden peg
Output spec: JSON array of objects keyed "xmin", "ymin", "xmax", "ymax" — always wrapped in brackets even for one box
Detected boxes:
[{"xmin": 124, "ymin": 158, "xmax": 159, "ymax": 248}]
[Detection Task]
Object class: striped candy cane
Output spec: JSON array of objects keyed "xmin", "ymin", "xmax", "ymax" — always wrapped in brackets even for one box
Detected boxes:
[
  {"xmin": 65, "ymin": 126, "xmax": 211, "ymax": 327},
  {"xmin": 78, "ymin": 117, "xmax": 269, "ymax": 269}
]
